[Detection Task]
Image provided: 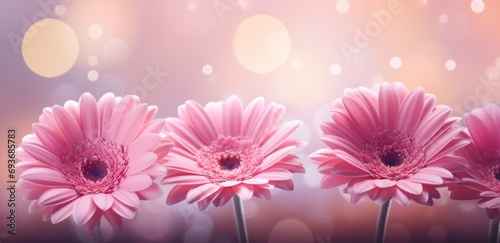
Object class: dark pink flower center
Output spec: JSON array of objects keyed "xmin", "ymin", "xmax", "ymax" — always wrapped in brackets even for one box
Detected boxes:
[
  {"xmin": 81, "ymin": 157, "xmax": 109, "ymax": 182},
  {"xmin": 196, "ymin": 135, "xmax": 261, "ymax": 182},
  {"xmin": 361, "ymin": 129, "xmax": 425, "ymax": 180},
  {"xmin": 61, "ymin": 138, "xmax": 128, "ymax": 194},
  {"xmin": 475, "ymin": 149, "xmax": 500, "ymax": 188}
]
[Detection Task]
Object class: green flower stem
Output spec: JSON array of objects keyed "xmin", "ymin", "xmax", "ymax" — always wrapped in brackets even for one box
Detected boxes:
[
  {"xmin": 489, "ymin": 219, "xmax": 499, "ymax": 243},
  {"xmin": 232, "ymin": 195, "xmax": 249, "ymax": 243},
  {"xmin": 375, "ymin": 199, "xmax": 392, "ymax": 243}
]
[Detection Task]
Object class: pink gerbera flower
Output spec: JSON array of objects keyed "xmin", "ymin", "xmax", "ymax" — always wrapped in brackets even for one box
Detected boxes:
[
  {"xmin": 310, "ymin": 82, "xmax": 469, "ymax": 206},
  {"xmin": 162, "ymin": 95, "xmax": 305, "ymax": 210},
  {"xmin": 449, "ymin": 103, "xmax": 500, "ymax": 220},
  {"xmin": 17, "ymin": 92, "xmax": 173, "ymax": 234}
]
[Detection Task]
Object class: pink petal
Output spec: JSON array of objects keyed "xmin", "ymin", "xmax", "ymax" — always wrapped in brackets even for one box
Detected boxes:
[
  {"xmin": 21, "ymin": 167, "xmax": 70, "ymax": 187},
  {"xmin": 373, "ymin": 179, "xmax": 396, "ymax": 188},
  {"xmin": 352, "ymin": 179, "xmax": 376, "ymax": 193},
  {"xmin": 186, "ymin": 183, "xmax": 222, "ymax": 203},
  {"xmin": 480, "ymin": 191, "xmax": 499, "ymax": 197},
  {"xmin": 81, "ymin": 211, "xmax": 102, "ymax": 234},
  {"xmin": 112, "ymin": 190, "xmax": 140, "ymax": 208},
  {"xmin": 105, "ymin": 95, "xmax": 139, "ymax": 140},
  {"xmin": 342, "ymin": 94, "xmax": 377, "ymax": 138},
  {"xmin": 138, "ymin": 119, "xmax": 166, "ymax": 137},
  {"xmin": 136, "ymin": 183, "xmax": 163, "ymax": 200},
  {"xmin": 114, "ymin": 104, "xmax": 148, "ymax": 145},
  {"xmin": 204, "ymin": 101, "xmax": 224, "ymax": 134},
  {"xmin": 73, "ymin": 195, "xmax": 97, "ymax": 225},
  {"xmin": 260, "ymin": 121, "xmax": 302, "ymax": 156},
  {"xmin": 128, "ymin": 134, "xmax": 161, "ymax": 160},
  {"xmin": 409, "ymin": 172, "xmax": 443, "ymax": 185},
  {"xmin": 166, "ymin": 185, "xmax": 193, "ymax": 205},
  {"xmin": 185, "ymin": 100, "xmax": 218, "ymax": 144},
  {"xmin": 466, "ymin": 110, "xmax": 496, "ymax": 152},
  {"xmin": 273, "ymin": 180, "xmax": 294, "ymax": 191},
  {"xmin": 396, "ymin": 180, "xmax": 423, "ymax": 195},
  {"xmin": 112, "ymin": 199, "xmax": 136, "ymax": 219},
  {"xmin": 162, "ymin": 172, "xmax": 211, "ymax": 185},
  {"xmin": 331, "ymin": 162, "xmax": 369, "ymax": 177},
  {"xmin": 392, "ymin": 188, "xmax": 410, "ymax": 206},
  {"xmin": 51, "ymin": 200, "xmax": 75, "ymax": 224},
  {"xmin": 53, "ymin": 105, "xmax": 84, "ymax": 143},
  {"xmin": 418, "ymin": 167, "xmax": 453, "ymax": 179},
  {"xmin": 253, "ymin": 168, "xmax": 293, "ymax": 181},
  {"xmin": 424, "ymin": 127, "xmax": 463, "ymax": 161},
  {"xmin": 242, "ymin": 97, "xmax": 265, "ymax": 135},
  {"xmin": 32, "ymin": 123, "xmax": 68, "ymax": 156},
  {"xmin": 92, "ymin": 193, "xmax": 114, "ymax": 211},
  {"xmin": 79, "ymin": 93, "xmax": 100, "ymax": 140},
  {"xmin": 126, "ymin": 152, "xmax": 158, "ymax": 176},
  {"xmin": 259, "ymin": 145, "xmax": 297, "ymax": 171},
  {"xmin": 165, "ymin": 118, "xmax": 204, "ymax": 153},
  {"xmin": 373, "ymin": 187, "xmax": 395, "ymax": 204},
  {"xmin": 223, "ymin": 95, "xmax": 243, "ymax": 136},
  {"xmin": 233, "ymin": 184, "xmax": 254, "ymax": 200},
  {"xmin": 38, "ymin": 188, "xmax": 79, "ymax": 206},
  {"xmin": 378, "ymin": 83, "xmax": 401, "ymax": 129},
  {"xmin": 481, "ymin": 197, "xmax": 500, "ymax": 208},
  {"xmin": 333, "ymin": 150, "xmax": 369, "ymax": 173},
  {"xmin": 219, "ymin": 181, "xmax": 242, "ymax": 187},
  {"xmin": 320, "ymin": 175, "xmax": 351, "ymax": 189},
  {"xmin": 413, "ymin": 107, "xmax": 452, "ymax": 145},
  {"xmin": 249, "ymin": 103, "xmax": 282, "ymax": 143},
  {"xmin": 21, "ymin": 143, "xmax": 62, "ymax": 169},
  {"xmin": 253, "ymin": 187, "xmax": 272, "ymax": 200},
  {"xmin": 120, "ymin": 174, "xmax": 152, "ymax": 191},
  {"xmin": 103, "ymin": 210, "xmax": 123, "ymax": 231},
  {"xmin": 213, "ymin": 188, "xmax": 235, "ymax": 207},
  {"xmin": 98, "ymin": 92, "xmax": 117, "ymax": 139},
  {"xmin": 396, "ymin": 88, "xmax": 424, "ymax": 135}
]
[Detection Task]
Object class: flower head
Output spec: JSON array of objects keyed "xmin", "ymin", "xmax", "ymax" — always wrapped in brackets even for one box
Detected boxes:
[
  {"xmin": 17, "ymin": 92, "xmax": 173, "ymax": 234},
  {"xmin": 449, "ymin": 103, "xmax": 500, "ymax": 220},
  {"xmin": 310, "ymin": 82, "xmax": 469, "ymax": 206},
  {"xmin": 162, "ymin": 96, "xmax": 305, "ymax": 210}
]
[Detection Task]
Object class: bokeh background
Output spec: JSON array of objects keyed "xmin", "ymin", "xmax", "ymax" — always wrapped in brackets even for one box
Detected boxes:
[{"xmin": 1, "ymin": 0, "xmax": 500, "ymax": 242}]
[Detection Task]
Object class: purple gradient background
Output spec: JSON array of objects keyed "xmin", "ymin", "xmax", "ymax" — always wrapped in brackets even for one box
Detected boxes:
[{"xmin": 1, "ymin": 0, "xmax": 500, "ymax": 242}]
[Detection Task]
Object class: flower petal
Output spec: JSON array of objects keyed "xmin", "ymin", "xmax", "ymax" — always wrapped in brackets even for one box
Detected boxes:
[
  {"xmin": 21, "ymin": 167, "xmax": 70, "ymax": 187},
  {"xmin": 53, "ymin": 105, "xmax": 84, "ymax": 143},
  {"xmin": 233, "ymin": 184, "xmax": 254, "ymax": 200},
  {"xmin": 136, "ymin": 183, "xmax": 163, "ymax": 200},
  {"xmin": 114, "ymin": 104, "xmax": 148, "ymax": 145},
  {"xmin": 38, "ymin": 188, "xmax": 79, "ymax": 207},
  {"xmin": 112, "ymin": 190, "xmax": 140, "ymax": 208},
  {"xmin": 396, "ymin": 180, "xmax": 423, "ymax": 195},
  {"xmin": 223, "ymin": 95, "xmax": 243, "ymax": 136},
  {"xmin": 73, "ymin": 195, "xmax": 97, "ymax": 225},
  {"xmin": 127, "ymin": 152, "xmax": 158, "ymax": 176},
  {"xmin": 79, "ymin": 93, "xmax": 100, "ymax": 140},
  {"xmin": 186, "ymin": 183, "xmax": 222, "ymax": 204},
  {"xmin": 185, "ymin": 100, "xmax": 218, "ymax": 143},
  {"xmin": 92, "ymin": 193, "xmax": 114, "ymax": 211},
  {"xmin": 51, "ymin": 200, "xmax": 76, "ymax": 224},
  {"xmin": 120, "ymin": 174, "xmax": 152, "ymax": 191}
]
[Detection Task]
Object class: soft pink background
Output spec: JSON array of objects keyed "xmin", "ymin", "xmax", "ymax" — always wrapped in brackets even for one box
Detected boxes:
[{"xmin": 1, "ymin": 0, "xmax": 500, "ymax": 242}]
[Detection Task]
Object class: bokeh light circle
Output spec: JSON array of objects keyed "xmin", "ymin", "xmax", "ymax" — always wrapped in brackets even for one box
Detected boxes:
[
  {"xmin": 390, "ymin": 56, "xmax": 402, "ymax": 69},
  {"xmin": 202, "ymin": 64, "xmax": 213, "ymax": 75},
  {"xmin": 87, "ymin": 70, "xmax": 99, "ymax": 81},
  {"xmin": 471, "ymin": 0, "xmax": 485, "ymax": 13},
  {"xmin": 445, "ymin": 59, "xmax": 456, "ymax": 70},
  {"xmin": 336, "ymin": 0, "xmax": 350, "ymax": 13},
  {"xmin": 22, "ymin": 18, "xmax": 79, "ymax": 78},
  {"xmin": 233, "ymin": 14, "xmax": 291, "ymax": 73},
  {"xmin": 88, "ymin": 24, "xmax": 103, "ymax": 39},
  {"xmin": 330, "ymin": 63, "xmax": 342, "ymax": 75}
]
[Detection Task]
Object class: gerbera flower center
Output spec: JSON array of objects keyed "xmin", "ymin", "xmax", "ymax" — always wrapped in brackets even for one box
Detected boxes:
[
  {"xmin": 475, "ymin": 149, "xmax": 500, "ymax": 189},
  {"xmin": 61, "ymin": 137, "xmax": 128, "ymax": 194},
  {"xmin": 217, "ymin": 154, "xmax": 241, "ymax": 171},
  {"xmin": 81, "ymin": 157, "xmax": 109, "ymax": 182},
  {"xmin": 196, "ymin": 135, "xmax": 261, "ymax": 183},
  {"xmin": 361, "ymin": 129, "xmax": 425, "ymax": 180}
]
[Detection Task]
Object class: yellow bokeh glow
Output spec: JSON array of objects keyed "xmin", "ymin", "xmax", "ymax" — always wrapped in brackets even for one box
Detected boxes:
[
  {"xmin": 22, "ymin": 18, "xmax": 79, "ymax": 78},
  {"xmin": 233, "ymin": 14, "xmax": 291, "ymax": 73}
]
